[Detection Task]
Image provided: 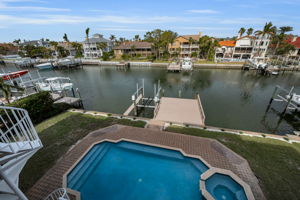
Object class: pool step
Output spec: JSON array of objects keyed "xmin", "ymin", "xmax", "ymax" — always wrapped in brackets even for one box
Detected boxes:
[
  {"xmin": 116, "ymin": 142, "xmax": 185, "ymax": 160},
  {"xmin": 190, "ymin": 159, "xmax": 209, "ymax": 173},
  {"xmin": 73, "ymin": 145, "xmax": 110, "ymax": 189},
  {"xmin": 68, "ymin": 144, "xmax": 109, "ymax": 189}
]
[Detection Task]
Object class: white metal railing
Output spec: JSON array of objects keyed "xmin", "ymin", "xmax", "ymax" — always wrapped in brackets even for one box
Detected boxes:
[
  {"xmin": 44, "ymin": 188, "xmax": 70, "ymax": 200},
  {"xmin": 0, "ymin": 106, "xmax": 42, "ymax": 153}
]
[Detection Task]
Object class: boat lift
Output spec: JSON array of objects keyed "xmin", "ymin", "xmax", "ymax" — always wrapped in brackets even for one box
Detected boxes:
[
  {"xmin": 123, "ymin": 79, "xmax": 161, "ymax": 116},
  {"xmin": 267, "ymin": 85, "xmax": 300, "ymax": 115}
]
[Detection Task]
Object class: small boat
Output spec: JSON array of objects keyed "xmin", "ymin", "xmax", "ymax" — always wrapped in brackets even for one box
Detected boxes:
[
  {"xmin": 0, "ymin": 70, "xmax": 29, "ymax": 80},
  {"xmin": 35, "ymin": 62, "xmax": 53, "ymax": 70},
  {"xmin": 181, "ymin": 58, "xmax": 193, "ymax": 71},
  {"xmin": 35, "ymin": 77, "xmax": 73, "ymax": 92}
]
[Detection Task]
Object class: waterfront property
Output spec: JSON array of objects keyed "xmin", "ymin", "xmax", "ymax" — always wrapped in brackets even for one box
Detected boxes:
[
  {"xmin": 215, "ymin": 33, "xmax": 271, "ymax": 59},
  {"xmin": 168, "ymin": 33, "xmax": 202, "ymax": 58},
  {"xmin": 286, "ymin": 36, "xmax": 300, "ymax": 59},
  {"xmin": 83, "ymin": 34, "xmax": 113, "ymax": 59},
  {"xmin": 2, "ymin": 64, "xmax": 299, "ymax": 135},
  {"xmin": 113, "ymin": 41, "xmax": 153, "ymax": 59}
]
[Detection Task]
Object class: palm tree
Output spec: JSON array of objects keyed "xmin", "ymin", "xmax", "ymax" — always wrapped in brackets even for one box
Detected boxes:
[
  {"xmin": 0, "ymin": 78, "xmax": 24, "ymax": 104},
  {"xmin": 247, "ymin": 28, "xmax": 254, "ymax": 36},
  {"xmin": 188, "ymin": 37, "xmax": 195, "ymax": 57},
  {"xmin": 238, "ymin": 27, "xmax": 246, "ymax": 37},
  {"xmin": 96, "ymin": 42, "xmax": 108, "ymax": 57},
  {"xmin": 255, "ymin": 22, "xmax": 276, "ymax": 57},
  {"xmin": 273, "ymin": 26, "xmax": 293, "ymax": 54},
  {"xmin": 109, "ymin": 34, "xmax": 116, "ymax": 41},
  {"xmin": 85, "ymin": 28, "xmax": 90, "ymax": 57},
  {"xmin": 63, "ymin": 33, "xmax": 70, "ymax": 56},
  {"xmin": 134, "ymin": 35, "xmax": 140, "ymax": 41}
]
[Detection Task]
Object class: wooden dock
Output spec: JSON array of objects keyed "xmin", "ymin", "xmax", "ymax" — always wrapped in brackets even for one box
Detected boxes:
[
  {"xmin": 154, "ymin": 95, "xmax": 205, "ymax": 126},
  {"xmin": 167, "ymin": 62, "xmax": 181, "ymax": 72}
]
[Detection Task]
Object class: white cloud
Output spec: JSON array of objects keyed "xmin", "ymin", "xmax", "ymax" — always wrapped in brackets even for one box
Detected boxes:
[
  {"xmin": 0, "ymin": 5, "xmax": 70, "ymax": 11},
  {"xmin": 187, "ymin": 9, "xmax": 219, "ymax": 14},
  {"xmin": 0, "ymin": 14, "xmax": 184, "ymax": 25}
]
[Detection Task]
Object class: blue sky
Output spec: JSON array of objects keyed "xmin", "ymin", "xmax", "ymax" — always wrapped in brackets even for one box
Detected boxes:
[{"xmin": 0, "ymin": 0, "xmax": 299, "ymax": 42}]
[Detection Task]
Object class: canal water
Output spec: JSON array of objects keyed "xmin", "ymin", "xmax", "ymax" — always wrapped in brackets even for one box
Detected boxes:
[{"xmin": 2, "ymin": 64, "xmax": 300, "ymax": 135}]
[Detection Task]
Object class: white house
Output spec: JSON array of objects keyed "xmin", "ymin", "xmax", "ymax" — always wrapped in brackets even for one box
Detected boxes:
[
  {"xmin": 287, "ymin": 36, "xmax": 300, "ymax": 59},
  {"xmin": 215, "ymin": 33, "xmax": 271, "ymax": 60},
  {"xmin": 83, "ymin": 34, "xmax": 113, "ymax": 59}
]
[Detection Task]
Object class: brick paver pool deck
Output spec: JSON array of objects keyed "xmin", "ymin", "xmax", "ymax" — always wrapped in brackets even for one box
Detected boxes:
[{"xmin": 26, "ymin": 125, "xmax": 265, "ymax": 200}]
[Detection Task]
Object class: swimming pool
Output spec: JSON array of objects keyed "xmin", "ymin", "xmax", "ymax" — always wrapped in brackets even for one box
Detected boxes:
[
  {"xmin": 67, "ymin": 141, "xmax": 209, "ymax": 200},
  {"xmin": 66, "ymin": 140, "xmax": 254, "ymax": 200}
]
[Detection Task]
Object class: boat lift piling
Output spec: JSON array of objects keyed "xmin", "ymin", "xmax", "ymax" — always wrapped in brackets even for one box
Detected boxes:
[
  {"xmin": 124, "ymin": 79, "xmax": 162, "ymax": 116},
  {"xmin": 267, "ymin": 85, "xmax": 299, "ymax": 115}
]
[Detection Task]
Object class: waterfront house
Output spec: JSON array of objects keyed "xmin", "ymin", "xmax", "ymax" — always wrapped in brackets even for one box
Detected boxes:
[
  {"xmin": 286, "ymin": 36, "xmax": 300, "ymax": 59},
  {"xmin": 168, "ymin": 33, "xmax": 202, "ymax": 58},
  {"xmin": 20, "ymin": 39, "xmax": 50, "ymax": 48},
  {"xmin": 83, "ymin": 34, "xmax": 113, "ymax": 59},
  {"xmin": 113, "ymin": 41, "xmax": 153, "ymax": 59},
  {"xmin": 215, "ymin": 33, "xmax": 271, "ymax": 60},
  {"xmin": 51, "ymin": 42, "xmax": 77, "ymax": 57},
  {"xmin": 215, "ymin": 40, "xmax": 236, "ymax": 58}
]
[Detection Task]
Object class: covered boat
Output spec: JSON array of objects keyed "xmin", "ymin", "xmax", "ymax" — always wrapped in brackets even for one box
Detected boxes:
[
  {"xmin": 181, "ymin": 58, "xmax": 193, "ymax": 71},
  {"xmin": 35, "ymin": 77, "xmax": 73, "ymax": 92}
]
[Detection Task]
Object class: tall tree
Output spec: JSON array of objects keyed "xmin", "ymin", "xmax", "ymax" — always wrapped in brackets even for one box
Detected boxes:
[
  {"xmin": 255, "ymin": 22, "xmax": 276, "ymax": 56},
  {"xmin": 238, "ymin": 27, "xmax": 246, "ymax": 37},
  {"xmin": 247, "ymin": 28, "xmax": 254, "ymax": 36},
  {"xmin": 63, "ymin": 33, "xmax": 71, "ymax": 56},
  {"xmin": 109, "ymin": 34, "xmax": 116, "ymax": 41},
  {"xmin": 0, "ymin": 78, "xmax": 24, "ymax": 103},
  {"xmin": 272, "ymin": 26, "xmax": 293, "ymax": 55},
  {"xmin": 134, "ymin": 35, "xmax": 140, "ymax": 41}
]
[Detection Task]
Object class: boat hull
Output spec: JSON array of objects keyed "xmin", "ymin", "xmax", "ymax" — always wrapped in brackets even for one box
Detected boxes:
[
  {"xmin": 35, "ymin": 63, "xmax": 53, "ymax": 70},
  {"xmin": 0, "ymin": 70, "xmax": 29, "ymax": 80}
]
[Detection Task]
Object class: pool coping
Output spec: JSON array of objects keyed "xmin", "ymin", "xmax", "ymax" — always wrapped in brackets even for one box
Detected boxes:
[
  {"xmin": 200, "ymin": 168, "xmax": 255, "ymax": 200},
  {"xmin": 62, "ymin": 138, "xmax": 254, "ymax": 200}
]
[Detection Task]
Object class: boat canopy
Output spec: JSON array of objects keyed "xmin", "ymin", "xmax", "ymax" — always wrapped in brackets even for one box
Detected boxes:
[{"xmin": 46, "ymin": 77, "xmax": 71, "ymax": 81}]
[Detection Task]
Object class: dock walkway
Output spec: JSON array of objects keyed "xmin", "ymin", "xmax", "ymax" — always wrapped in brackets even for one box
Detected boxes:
[
  {"xmin": 167, "ymin": 62, "xmax": 181, "ymax": 72},
  {"xmin": 154, "ymin": 96, "xmax": 205, "ymax": 126}
]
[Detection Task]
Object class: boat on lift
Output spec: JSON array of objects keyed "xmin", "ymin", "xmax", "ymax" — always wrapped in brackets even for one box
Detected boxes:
[
  {"xmin": 181, "ymin": 57, "xmax": 193, "ymax": 71},
  {"xmin": 291, "ymin": 94, "xmax": 300, "ymax": 106},
  {"xmin": 35, "ymin": 62, "xmax": 53, "ymax": 70},
  {"xmin": 35, "ymin": 77, "xmax": 73, "ymax": 92},
  {"xmin": 0, "ymin": 70, "xmax": 29, "ymax": 80}
]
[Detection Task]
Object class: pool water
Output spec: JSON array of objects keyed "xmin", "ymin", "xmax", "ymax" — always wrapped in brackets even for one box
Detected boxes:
[
  {"xmin": 205, "ymin": 173, "xmax": 248, "ymax": 200},
  {"xmin": 67, "ymin": 141, "xmax": 209, "ymax": 200}
]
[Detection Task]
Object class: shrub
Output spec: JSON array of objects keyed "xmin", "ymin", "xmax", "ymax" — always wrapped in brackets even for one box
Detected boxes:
[{"xmin": 9, "ymin": 92, "xmax": 71, "ymax": 124}]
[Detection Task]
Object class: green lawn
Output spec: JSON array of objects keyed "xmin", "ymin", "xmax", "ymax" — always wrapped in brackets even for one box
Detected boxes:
[
  {"xmin": 20, "ymin": 112, "xmax": 146, "ymax": 192},
  {"xmin": 166, "ymin": 126, "xmax": 300, "ymax": 200},
  {"xmin": 20, "ymin": 112, "xmax": 300, "ymax": 200}
]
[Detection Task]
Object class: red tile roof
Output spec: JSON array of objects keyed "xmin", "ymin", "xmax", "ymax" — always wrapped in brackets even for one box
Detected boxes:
[
  {"xmin": 286, "ymin": 36, "xmax": 300, "ymax": 49},
  {"xmin": 219, "ymin": 40, "xmax": 236, "ymax": 47}
]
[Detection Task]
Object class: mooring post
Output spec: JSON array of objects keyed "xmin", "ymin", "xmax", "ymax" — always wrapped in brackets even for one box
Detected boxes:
[
  {"xmin": 132, "ymin": 95, "xmax": 137, "ymax": 116},
  {"xmin": 282, "ymin": 93, "xmax": 294, "ymax": 115},
  {"xmin": 267, "ymin": 86, "xmax": 278, "ymax": 110}
]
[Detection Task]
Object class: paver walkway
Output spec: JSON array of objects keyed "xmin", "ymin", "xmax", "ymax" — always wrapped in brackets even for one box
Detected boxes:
[{"xmin": 27, "ymin": 125, "xmax": 265, "ymax": 200}]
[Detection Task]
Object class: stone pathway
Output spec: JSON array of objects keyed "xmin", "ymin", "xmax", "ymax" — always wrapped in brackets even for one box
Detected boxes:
[{"xmin": 26, "ymin": 125, "xmax": 265, "ymax": 200}]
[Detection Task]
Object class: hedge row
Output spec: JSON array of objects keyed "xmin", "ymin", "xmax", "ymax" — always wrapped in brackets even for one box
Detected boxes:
[{"xmin": 9, "ymin": 92, "xmax": 71, "ymax": 124}]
